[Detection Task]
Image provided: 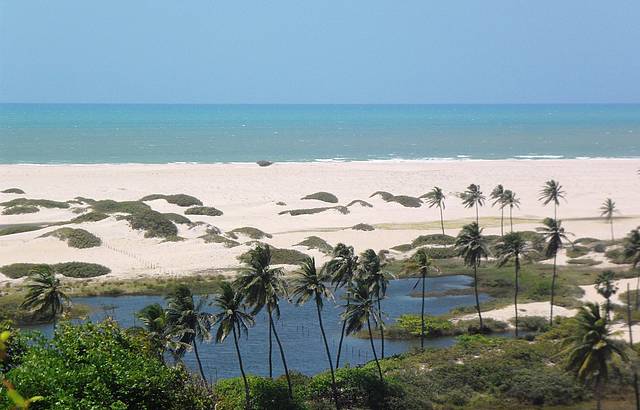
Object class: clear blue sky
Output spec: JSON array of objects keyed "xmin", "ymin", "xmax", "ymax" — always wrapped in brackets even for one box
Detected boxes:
[{"xmin": 1, "ymin": 0, "xmax": 639, "ymax": 104}]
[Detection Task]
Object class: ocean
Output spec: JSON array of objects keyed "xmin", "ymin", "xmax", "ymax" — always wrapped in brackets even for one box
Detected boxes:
[{"xmin": 1, "ymin": 103, "xmax": 639, "ymax": 164}]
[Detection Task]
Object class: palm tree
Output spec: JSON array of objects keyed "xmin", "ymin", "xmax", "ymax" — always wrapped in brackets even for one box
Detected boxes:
[
  {"xmin": 359, "ymin": 249, "xmax": 390, "ymax": 358},
  {"xmin": 343, "ymin": 279, "xmax": 383, "ymax": 382},
  {"xmin": 211, "ymin": 282, "xmax": 255, "ymax": 410},
  {"xmin": 459, "ymin": 184, "xmax": 485, "ymax": 224},
  {"xmin": 599, "ymin": 198, "xmax": 619, "ymax": 241},
  {"xmin": 562, "ymin": 303, "xmax": 628, "ymax": 410},
  {"xmin": 422, "ymin": 187, "xmax": 447, "ymax": 235},
  {"xmin": 21, "ymin": 265, "xmax": 69, "ymax": 330},
  {"xmin": 136, "ymin": 303, "xmax": 182, "ymax": 363},
  {"xmin": 623, "ymin": 228, "xmax": 640, "ymax": 309},
  {"xmin": 594, "ymin": 270, "xmax": 618, "ymax": 322},
  {"xmin": 234, "ymin": 244, "xmax": 292, "ymax": 398},
  {"xmin": 455, "ymin": 222, "xmax": 489, "ymax": 329},
  {"xmin": 494, "ymin": 232, "xmax": 531, "ymax": 337},
  {"xmin": 501, "ymin": 190, "xmax": 520, "ymax": 232},
  {"xmin": 539, "ymin": 179, "xmax": 566, "ymax": 219},
  {"xmin": 490, "ymin": 184, "xmax": 505, "ymax": 236},
  {"xmin": 404, "ymin": 248, "xmax": 438, "ymax": 349},
  {"xmin": 165, "ymin": 285, "xmax": 212, "ymax": 381},
  {"xmin": 291, "ymin": 256, "xmax": 340, "ymax": 409},
  {"xmin": 326, "ymin": 243, "xmax": 358, "ymax": 369},
  {"xmin": 537, "ymin": 217, "xmax": 571, "ymax": 326}
]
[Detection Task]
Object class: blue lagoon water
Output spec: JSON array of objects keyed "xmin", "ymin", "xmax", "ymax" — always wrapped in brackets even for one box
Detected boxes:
[{"xmin": 1, "ymin": 104, "xmax": 639, "ymax": 163}]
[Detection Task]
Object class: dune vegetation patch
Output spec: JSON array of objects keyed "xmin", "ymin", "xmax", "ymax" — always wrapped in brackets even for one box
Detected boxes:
[
  {"xmin": 162, "ymin": 213, "xmax": 191, "ymax": 225},
  {"xmin": 1, "ymin": 188, "xmax": 25, "ymax": 194},
  {"xmin": 295, "ymin": 236, "xmax": 333, "ymax": 254},
  {"xmin": 199, "ymin": 233, "xmax": 240, "ymax": 248},
  {"xmin": 301, "ymin": 191, "xmax": 339, "ymax": 203},
  {"xmin": 238, "ymin": 244, "xmax": 308, "ymax": 265},
  {"xmin": 41, "ymin": 228, "xmax": 102, "ymax": 249},
  {"xmin": 70, "ymin": 211, "xmax": 109, "ymax": 223},
  {"xmin": 566, "ymin": 258, "xmax": 602, "ymax": 266},
  {"xmin": 227, "ymin": 227, "xmax": 272, "ymax": 240},
  {"xmin": 351, "ymin": 223, "xmax": 375, "ymax": 231},
  {"xmin": 279, "ymin": 206, "xmax": 349, "ymax": 216},
  {"xmin": 121, "ymin": 209, "xmax": 178, "ymax": 238},
  {"xmin": 256, "ymin": 160, "xmax": 273, "ymax": 167},
  {"xmin": 369, "ymin": 191, "xmax": 422, "ymax": 208},
  {"xmin": 391, "ymin": 234, "xmax": 456, "ymax": 253},
  {"xmin": 80, "ymin": 198, "xmax": 152, "ymax": 214},
  {"xmin": 140, "ymin": 193, "xmax": 203, "ymax": 207},
  {"xmin": 185, "ymin": 206, "xmax": 223, "ymax": 217},
  {"xmin": 566, "ymin": 245, "xmax": 590, "ymax": 258},
  {"xmin": 0, "ymin": 224, "xmax": 46, "ymax": 236},
  {"xmin": 346, "ymin": 199, "xmax": 373, "ymax": 208},
  {"xmin": 2, "ymin": 205, "xmax": 39, "ymax": 215},
  {"xmin": 0, "ymin": 262, "xmax": 111, "ymax": 279},
  {"xmin": 0, "ymin": 198, "xmax": 70, "ymax": 209}
]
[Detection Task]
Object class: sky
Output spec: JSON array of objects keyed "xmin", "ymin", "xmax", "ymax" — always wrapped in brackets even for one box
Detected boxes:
[{"xmin": 0, "ymin": 0, "xmax": 639, "ymax": 104}]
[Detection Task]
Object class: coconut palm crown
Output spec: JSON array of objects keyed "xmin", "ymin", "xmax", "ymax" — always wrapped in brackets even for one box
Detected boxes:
[
  {"xmin": 460, "ymin": 184, "xmax": 485, "ymax": 224},
  {"xmin": 539, "ymin": 179, "xmax": 566, "ymax": 219},
  {"xmin": 422, "ymin": 186, "xmax": 447, "ymax": 235},
  {"xmin": 21, "ymin": 265, "xmax": 69, "ymax": 329},
  {"xmin": 599, "ymin": 198, "xmax": 618, "ymax": 241}
]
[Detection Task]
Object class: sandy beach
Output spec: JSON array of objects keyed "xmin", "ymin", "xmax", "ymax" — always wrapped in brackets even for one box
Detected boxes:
[{"xmin": 1, "ymin": 159, "xmax": 639, "ymax": 284}]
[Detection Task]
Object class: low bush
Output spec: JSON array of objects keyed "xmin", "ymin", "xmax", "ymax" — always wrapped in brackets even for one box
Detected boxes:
[
  {"xmin": 123, "ymin": 210, "xmax": 178, "ymax": 238},
  {"xmin": 238, "ymin": 245, "xmax": 308, "ymax": 265},
  {"xmin": 352, "ymin": 223, "xmax": 375, "ymax": 231},
  {"xmin": 301, "ymin": 191, "xmax": 339, "ymax": 203},
  {"xmin": 199, "ymin": 233, "xmax": 240, "ymax": 248},
  {"xmin": 256, "ymin": 160, "xmax": 273, "ymax": 167},
  {"xmin": 0, "ymin": 198, "xmax": 69, "ymax": 209},
  {"xmin": 42, "ymin": 228, "xmax": 102, "ymax": 248},
  {"xmin": 0, "ymin": 263, "xmax": 48, "ymax": 279},
  {"xmin": 2, "ymin": 205, "xmax": 39, "ymax": 215},
  {"xmin": 89, "ymin": 199, "xmax": 151, "ymax": 214},
  {"xmin": 397, "ymin": 314, "xmax": 454, "ymax": 337},
  {"xmin": 513, "ymin": 315, "xmax": 550, "ymax": 333},
  {"xmin": 369, "ymin": 191, "xmax": 422, "ymax": 208},
  {"xmin": 54, "ymin": 262, "xmax": 111, "ymax": 278},
  {"xmin": 1, "ymin": 188, "xmax": 25, "ymax": 194},
  {"xmin": 279, "ymin": 206, "xmax": 349, "ymax": 216},
  {"xmin": 605, "ymin": 248, "xmax": 632, "ymax": 264},
  {"xmin": 185, "ymin": 206, "xmax": 223, "ymax": 216},
  {"xmin": 0, "ymin": 225, "xmax": 45, "ymax": 236},
  {"xmin": 140, "ymin": 194, "xmax": 203, "ymax": 207},
  {"xmin": 567, "ymin": 258, "xmax": 601, "ymax": 266},
  {"xmin": 162, "ymin": 213, "xmax": 191, "ymax": 224},
  {"xmin": 411, "ymin": 234, "xmax": 456, "ymax": 247},
  {"xmin": 295, "ymin": 236, "xmax": 333, "ymax": 254},
  {"xmin": 228, "ymin": 227, "xmax": 272, "ymax": 239},
  {"xmin": 215, "ymin": 376, "xmax": 302, "ymax": 410},
  {"xmin": 566, "ymin": 245, "xmax": 590, "ymax": 258},
  {"xmin": 346, "ymin": 199, "xmax": 373, "ymax": 208}
]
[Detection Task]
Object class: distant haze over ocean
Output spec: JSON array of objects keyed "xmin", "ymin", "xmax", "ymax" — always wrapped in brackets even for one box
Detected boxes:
[{"xmin": 1, "ymin": 104, "xmax": 639, "ymax": 164}]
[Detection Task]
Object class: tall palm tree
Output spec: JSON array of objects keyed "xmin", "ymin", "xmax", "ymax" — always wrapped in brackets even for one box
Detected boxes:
[
  {"xmin": 326, "ymin": 243, "xmax": 358, "ymax": 369},
  {"xmin": 136, "ymin": 303, "xmax": 182, "ymax": 363},
  {"xmin": 594, "ymin": 270, "xmax": 618, "ymax": 322},
  {"xmin": 501, "ymin": 190, "xmax": 520, "ymax": 232},
  {"xmin": 234, "ymin": 244, "xmax": 292, "ymax": 398},
  {"xmin": 537, "ymin": 218, "xmax": 571, "ymax": 326},
  {"xmin": 599, "ymin": 198, "xmax": 619, "ymax": 241},
  {"xmin": 562, "ymin": 303, "xmax": 628, "ymax": 410},
  {"xmin": 455, "ymin": 222, "xmax": 489, "ymax": 329},
  {"xmin": 21, "ymin": 265, "xmax": 69, "ymax": 330},
  {"xmin": 494, "ymin": 232, "xmax": 531, "ymax": 337},
  {"xmin": 211, "ymin": 282, "xmax": 255, "ymax": 410},
  {"xmin": 623, "ymin": 228, "xmax": 640, "ymax": 309},
  {"xmin": 539, "ymin": 179, "xmax": 566, "ymax": 219},
  {"xmin": 490, "ymin": 184, "xmax": 505, "ymax": 236},
  {"xmin": 343, "ymin": 279, "xmax": 383, "ymax": 382},
  {"xmin": 359, "ymin": 249, "xmax": 390, "ymax": 358},
  {"xmin": 422, "ymin": 187, "xmax": 447, "ymax": 235},
  {"xmin": 404, "ymin": 248, "xmax": 438, "ymax": 349},
  {"xmin": 291, "ymin": 256, "xmax": 340, "ymax": 409},
  {"xmin": 459, "ymin": 184, "xmax": 485, "ymax": 224},
  {"xmin": 165, "ymin": 285, "xmax": 212, "ymax": 381}
]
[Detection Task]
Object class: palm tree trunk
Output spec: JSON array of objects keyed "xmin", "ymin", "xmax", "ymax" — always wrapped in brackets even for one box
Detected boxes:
[
  {"xmin": 595, "ymin": 378, "xmax": 602, "ymax": 410},
  {"xmin": 636, "ymin": 275, "xmax": 640, "ymax": 311},
  {"xmin": 610, "ymin": 219, "xmax": 614, "ymax": 241},
  {"xmin": 475, "ymin": 203, "xmax": 479, "ymax": 225},
  {"xmin": 439, "ymin": 206, "xmax": 445, "ymax": 235},
  {"xmin": 268, "ymin": 307, "xmax": 273, "ymax": 378},
  {"xmin": 271, "ymin": 317, "xmax": 293, "ymax": 399},
  {"xmin": 420, "ymin": 271, "xmax": 426, "ymax": 350},
  {"xmin": 377, "ymin": 297, "xmax": 384, "ymax": 359},
  {"xmin": 514, "ymin": 257, "xmax": 519, "ymax": 338},
  {"xmin": 367, "ymin": 317, "xmax": 383, "ymax": 382},
  {"xmin": 192, "ymin": 340, "xmax": 207, "ymax": 382},
  {"xmin": 509, "ymin": 206, "xmax": 513, "ymax": 232},
  {"xmin": 550, "ymin": 254, "xmax": 557, "ymax": 327},
  {"xmin": 500, "ymin": 208, "xmax": 504, "ymax": 236},
  {"xmin": 625, "ymin": 284, "xmax": 640, "ymax": 410},
  {"xmin": 316, "ymin": 299, "xmax": 340, "ymax": 409},
  {"xmin": 473, "ymin": 264, "xmax": 483, "ymax": 329},
  {"xmin": 233, "ymin": 323, "xmax": 251, "ymax": 410},
  {"xmin": 336, "ymin": 296, "xmax": 350, "ymax": 369},
  {"xmin": 554, "ymin": 203, "xmax": 557, "ymax": 220}
]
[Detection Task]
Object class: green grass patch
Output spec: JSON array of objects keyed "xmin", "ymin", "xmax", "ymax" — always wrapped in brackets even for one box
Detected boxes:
[
  {"xmin": 605, "ymin": 248, "xmax": 632, "ymax": 264},
  {"xmin": 566, "ymin": 245, "xmax": 590, "ymax": 258},
  {"xmin": 41, "ymin": 228, "xmax": 102, "ymax": 248},
  {"xmin": 279, "ymin": 206, "xmax": 349, "ymax": 216},
  {"xmin": 1, "ymin": 188, "xmax": 25, "ymax": 194},
  {"xmin": 301, "ymin": 191, "xmax": 338, "ymax": 203},
  {"xmin": 185, "ymin": 206, "xmax": 223, "ymax": 216},
  {"xmin": 352, "ymin": 223, "xmax": 375, "ymax": 231},
  {"xmin": 140, "ymin": 193, "xmax": 203, "ymax": 207},
  {"xmin": 228, "ymin": 227, "xmax": 272, "ymax": 239},
  {"xmin": 54, "ymin": 262, "xmax": 111, "ymax": 278},
  {"xmin": 85, "ymin": 199, "xmax": 151, "ymax": 214},
  {"xmin": 70, "ymin": 211, "xmax": 109, "ymax": 223},
  {"xmin": 0, "ymin": 224, "xmax": 46, "ymax": 236},
  {"xmin": 199, "ymin": 233, "xmax": 240, "ymax": 247},
  {"xmin": 0, "ymin": 198, "xmax": 69, "ymax": 209},
  {"xmin": 2, "ymin": 205, "xmax": 39, "ymax": 215},
  {"xmin": 566, "ymin": 258, "xmax": 601, "ymax": 266},
  {"xmin": 0, "ymin": 263, "xmax": 49, "ymax": 279},
  {"xmin": 162, "ymin": 213, "xmax": 191, "ymax": 224},
  {"xmin": 295, "ymin": 236, "xmax": 333, "ymax": 254}
]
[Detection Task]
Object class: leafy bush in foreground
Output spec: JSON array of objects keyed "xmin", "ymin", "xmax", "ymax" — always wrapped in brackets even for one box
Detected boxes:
[
  {"xmin": 1, "ymin": 321, "xmax": 214, "ymax": 409},
  {"xmin": 0, "ymin": 263, "xmax": 48, "ymax": 279},
  {"xmin": 54, "ymin": 262, "xmax": 111, "ymax": 278},
  {"xmin": 215, "ymin": 376, "xmax": 302, "ymax": 410},
  {"xmin": 140, "ymin": 193, "xmax": 203, "ymax": 207}
]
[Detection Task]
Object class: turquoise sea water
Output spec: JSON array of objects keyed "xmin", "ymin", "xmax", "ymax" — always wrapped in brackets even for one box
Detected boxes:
[{"xmin": 1, "ymin": 104, "xmax": 639, "ymax": 164}]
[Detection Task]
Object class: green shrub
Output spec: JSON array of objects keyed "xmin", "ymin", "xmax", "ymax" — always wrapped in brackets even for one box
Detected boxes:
[
  {"xmin": 42, "ymin": 228, "xmax": 101, "ymax": 248},
  {"xmin": 424, "ymin": 247, "xmax": 457, "ymax": 259},
  {"xmin": 228, "ymin": 227, "xmax": 272, "ymax": 239},
  {"xmin": 185, "ymin": 206, "xmax": 223, "ymax": 216},
  {"xmin": 592, "ymin": 242, "xmax": 607, "ymax": 253},
  {"xmin": 605, "ymin": 248, "xmax": 632, "ymax": 264},
  {"xmin": 411, "ymin": 234, "xmax": 456, "ymax": 246},
  {"xmin": 70, "ymin": 211, "xmax": 109, "ymax": 223},
  {"xmin": 295, "ymin": 236, "xmax": 333, "ymax": 254},
  {"xmin": 397, "ymin": 314, "xmax": 454, "ymax": 337},
  {"xmin": 2, "ymin": 205, "xmax": 39, "ymax": 215},
  {"xmin": 1, "ymin": 188, "xmax": 25, "ymax": 194},
  {"xmin": 574, "ymin": 237, "xmax": 600, "ymax": 245},
  {"xmin": 512, "ymin": 316, "xmax": 550, "ymax": 332},
  {"xmin": 390, "ymin": 244, "xmax": 413, "ymax": 252},
  {"xmin": 1, "ymin": 321, "xmax": 214, "ymax": 409},
  {"xmin": 238, "ymin": 245, "xmax": 308, "ymax": 265},
  {"xmin": 566, "ymin": 245, "xmax": 589, "ymax": 258},
  {"xmin": 352, "ymin": 223, "xmax": 375, "ymax": 231},
  {"xmin": 89, "ymin": 199, "xmax": 151, "ymax": 214},
  {"xmin": 0, "ymin": 198, "xmax": 69, "ymax": 209},
  {"xmin": 369, "ymin": 191, "xmax": 422, "ymax": 208},
  {"xmin": 0, "ymin": 263, "xmax": 48, "ymax": 279},
  {"xmin": 199, "ymin": 233, "xmax": 240, "ymax": 247},
  {"xmin": 0, "ymin": 225, "xmax": 45, "ymax": 236},
  {"xmin": 123, "ymin": 210, "xmax": 178, "ymax": 238},
  {"xmin": 503, "ymin": 368, "xmax": 586, "ymax": 405},
  {"xmin": 566, "ymin": 258, "xmax": 601, "ymax": 266},
  {"xmin": 140, "ymin": 194, "xmax": 203, "ymax": 207},
  {"xmin": 346, "ymin": 199, "xmax": 373, "ymax": 208},
  {"xmin": 162, "ymin": 213, "xmax": 191, "ymax": 224},
  {"xmin": 54, "ymin": 262, "xmax": 111, "ymax": 278},
  {"xmin": 215, "ymin": 376, "xmax": 302, "ymax": 410},
  {"xmin": 301, "ymin": 191, "xmax": 339, "ymax": 203},
  {"xmin": 279, "ymin": 206, "xmax": 349, "ymax": 216}
]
